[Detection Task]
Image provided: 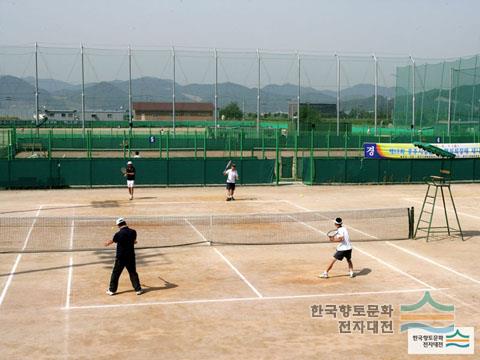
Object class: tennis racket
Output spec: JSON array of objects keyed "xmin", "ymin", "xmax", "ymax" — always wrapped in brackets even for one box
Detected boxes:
[
  {"xmin": 120, "ymin": 167, "xmax": 127, "ymax": 176},
  {"xmin": 327, "ymin": 229, "xmax": 338, "ymax": 241},
  {"xmin": 224, "ymin": 160, "xmax": 232, "ymax": 172}
]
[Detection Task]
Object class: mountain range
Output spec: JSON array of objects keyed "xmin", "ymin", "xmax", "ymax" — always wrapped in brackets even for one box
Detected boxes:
[{"xmin": 0, "ymin": 75, "xmax": 395, "ymax": 117}]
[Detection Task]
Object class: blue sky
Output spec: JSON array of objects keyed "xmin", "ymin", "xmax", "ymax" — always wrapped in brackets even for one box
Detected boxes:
[{"xmin": 1, "ymin": 0, "xmax": 479, "ymax": 58}]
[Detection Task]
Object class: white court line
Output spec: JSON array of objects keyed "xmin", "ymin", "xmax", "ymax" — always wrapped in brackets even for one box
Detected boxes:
[
  {"xmin": 185, "ymin": 219, "xmax": 210, "ymax": 245},
  {"xmin": 213, "ymin": 248, "xmax": 263, "ymax": 298},
  {"xmin": 184, "ymin": 219, "xmax": 262, "ymax": 298},
  {"xmin": 65, "ymin": 220, "xmax": 75, "ymax": 310},
  {"xmin": 282, "ymin": 200, "xmax": 311, "ymax": 212},
  {"xmin": 64, "ymin": 287, "xmax": 444, "ymax": 310},
  {"xmin": 0, "ymin": 205, "xmax": 43, "ymax": 307},
  {"xmin": 281, "ymin": 202, "xmax": 435, "ymax": 290},
  {"xmin": 404, "ymin": 198, "xmax": 480, "ymax": 220},
  {"xmin": 287, "ymin": 215, "xmax": 326, "ymax": 235},
  {"xmin": 353, "ymin": 246, "xmax": 435, "ymax": 290},
  {"xmin": 386, "ymin": 241, "xmax": 480, "ymax": 286}
]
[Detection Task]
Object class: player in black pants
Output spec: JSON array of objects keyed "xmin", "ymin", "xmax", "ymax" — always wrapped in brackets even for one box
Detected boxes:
[{"xmin": 105, "ymin": 218, "xmax": 143, "ymax": 295}]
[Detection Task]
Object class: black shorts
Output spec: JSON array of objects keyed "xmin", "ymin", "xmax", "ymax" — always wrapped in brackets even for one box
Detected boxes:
[
  {"xmin": 226, "ymin": 182, "xmax": 236, "ymax": 190},
  {"xmin": 333, "ymin": 249, "xmax": 352, "ymax": 261}
]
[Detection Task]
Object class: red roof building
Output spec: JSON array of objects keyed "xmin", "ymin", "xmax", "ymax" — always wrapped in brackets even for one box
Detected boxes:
[{"xmin": 133, "ymin": 102, "xmax": 214, "ymax": 121}]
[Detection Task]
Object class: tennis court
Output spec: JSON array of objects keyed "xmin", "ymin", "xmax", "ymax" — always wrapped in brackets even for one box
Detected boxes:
[{"xmin": 0, "ymin": 184, "xmax": 479, "ymax": 359}]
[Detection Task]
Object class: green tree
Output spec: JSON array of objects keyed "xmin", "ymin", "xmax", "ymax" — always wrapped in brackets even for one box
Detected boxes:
[{"xmin": 220, "ymin": 102, "xmax": 243, "ymax": 120}]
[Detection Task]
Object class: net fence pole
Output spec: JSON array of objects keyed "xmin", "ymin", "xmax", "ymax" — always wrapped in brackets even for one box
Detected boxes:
[
  {"xmin": 214, "ymin": 48, "xmax": 218, "ymax": 138},
  {"xmin": 159, "ymin": 130, "xmax": 162, "ymax": 159},
  {"xmin": 257, "ymin": 49, "xmax": 261, "ymax": 135},
  {"xmin": 297, "ymin": 51, "xmax": 301, "ymax": 136},
  {"xmin": 166, "ymin": 130, "xmax": 170, "ymax": 160},
  {"xmin": 453, "ymin": 57, "xmax": 462, "ymax": 125},
  {"xmin": 275, "ymin": 128, "xmax": 280, "ymax": 185},
  {"xmin": 194, "ymin": 129, "xmax": 197, "ymax": 159},
  {"xmin": 309, "ymin": 129, "xmax": 314, "ymax": 185},
  {"xmin": 172, "ymin": 47, "xmax": 176, "ymax": 136},
  {"xmin": 81, "ymin": 44, "xmax": 86, "ymax": 134},
  {"xmin": 409, "ymin": 55, "xmax": 415, "ymax": 131},
  {"xmin": 335, "ymin": 53, "xmax": 340, "ymax": 136},
  {"xmin": 448, "ymin": 68, "xmax": 452, "ymax": 136},
  {"xmin": 128, "ymin": 46, "xmax": 133, "ymax": 129},
  {"xmin": 470, "ymin": 55, "xmax": 479, "ymax": 123},
  {"xmin": 34, "ymin": 42, "xmax": 39, "ymax": 128},
  {"xmin": 240, "ymin": 129, "xmax": 243, "ymax": 160},
  {"xmin": 435, "ymin": 61, "xmax": 446, "ymax": 125},
  {"xmin": 294, "ymin": 131, "xmax": 298, "ymax": 180},
  {"xmin": 373, "ymin": 54, "xmax": 378, "ymax": 136},
  {"xmin": 203, "ymin": 130, "xmax": 207, "ymax": 159}
]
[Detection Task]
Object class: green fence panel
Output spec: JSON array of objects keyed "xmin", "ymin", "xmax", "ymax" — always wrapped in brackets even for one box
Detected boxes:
[
  {"xmin": 474, "ymin": 159, "xmax": 480, "ymax": 181},
  {"xmin": 450, "ymin": 159, "xmax": 476, "ymax": 181},
  {"xmin": 309, "ymin": 159, "xmax": 344, "ymax": 183},
  {"xmin": 410, "ymin": 160, "xmax": 442, "ymax": 182},
  {"xmin": 168, "ymin": 159, "xmax": 205, "ymax": 185},
  {"xmin": 91, "ymin": 159, "xmax": 127, "ymax": 186},
  {"xmin": 9, "ymin": 159, "xmax": 52, "ymax": 188},
  {"xmin": 56, "ymin": 159, "xmax": 92, "ymax": 186},
  {"xmin": 0, "ymin": 160, "xmax": 10, "ymax": 187},
  {"xmin": 205, "ymin": 158, "xmax": 232, "ymax": 184},
  {"xmin": 132, "ymin": 159, "xmax": 168, "ymax": 185},
  {"xmin": 240, "ymin": 159, "xmax": 275, "ymax": 184},
  {"xmin": 378, "ymin": 160, "xmax": 412, "ymax": 183},
  {"xmin": 345, "ymin": 159, "xmax": 380, "ymax": 183},
  {"xmin": 281, "ymin": 156, "xmax": 293, "ymax": 178}
]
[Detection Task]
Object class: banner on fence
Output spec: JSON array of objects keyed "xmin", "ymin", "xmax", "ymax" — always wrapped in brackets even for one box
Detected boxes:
[{"xmin": 364, "ymin": 143, "xmax": 480, "ymax": 159}]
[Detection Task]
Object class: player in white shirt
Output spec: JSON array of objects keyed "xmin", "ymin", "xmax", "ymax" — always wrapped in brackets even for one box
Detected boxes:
[
  {"xmin": 223, "ymin": 164, "xmax": 239, "ymax": 201},
  {"xmin": 320, "ymin": 217, "xmax": 355, "ymax": 278}
]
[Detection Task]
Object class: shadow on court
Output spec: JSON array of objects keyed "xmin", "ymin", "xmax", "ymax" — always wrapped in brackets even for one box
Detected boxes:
[
  {"xmin": 0, "ymin": 252, "xmax": 168, "ymax": 277},
  {"xmin": 113, "ymin": 279, "xmax": 178, "ymax": 295},
  {"xmin": 325, "ymin": 268, "xmax": 371, "ymax": 278}
]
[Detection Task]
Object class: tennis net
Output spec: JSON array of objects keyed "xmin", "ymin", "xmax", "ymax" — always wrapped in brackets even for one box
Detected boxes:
[{"xmin": 0, "ymin": 207, "xmax": 413, "ymax": 253}]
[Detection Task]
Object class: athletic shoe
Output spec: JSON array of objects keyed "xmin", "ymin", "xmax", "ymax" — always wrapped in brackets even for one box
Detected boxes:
[
  {"xmin": 136, "ymin": 289, "xmax": 144, "ymax": 295},
  {"xmin": 106, "ymin": 290, "xmax": 116, "ymax": 296},
  {"xmin": 319, "ymin": 271, "xmax": 329, "ymax": 279},
  {"xmin": 226, "ymin": 198, "xmax": 231, "ymax": 201},
  {"xmin": 231, "ymin": 197, "xmax": 235, "ymax": 201},
  {"xmin": 349, "ymin": 271, "xmax": 355, "ymax": 278}
]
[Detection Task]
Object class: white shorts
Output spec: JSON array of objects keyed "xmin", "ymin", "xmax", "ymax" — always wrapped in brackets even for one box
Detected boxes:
[{"xmin": 127, "ymin": 180, "xmax": 135, "ymax": 188}]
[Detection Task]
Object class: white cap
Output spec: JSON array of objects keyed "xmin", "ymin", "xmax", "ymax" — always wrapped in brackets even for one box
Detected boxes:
[
  {"xmin": 127, "ymin": 161, "xmax": 132, "ymax": 165},
  {"xmin": 116, "ymin": 217, "xmax": 125, "ymax": 225}
]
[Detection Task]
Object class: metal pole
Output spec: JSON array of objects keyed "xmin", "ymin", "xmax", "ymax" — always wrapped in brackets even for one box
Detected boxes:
[
  {"xmin": 128, "ymin": 46, "xmax": 133, "ymax": 129},
  {"xmin": 34, "ymin": 42, "xmax": 39, "ymax": 127},
  {"xmin": 81, "ymin": 44, "xmax": 86, "ymax": 132},
  {"xmin": 409, "ymin": 55, "xmax": 415, "ymax": 130},
  {"xmin": 172, "ymin": 46, "xmax": 176, "ymax": 135},
  {"xmin": 297, "ymin": 51, "xmax": 301, "ymax": 135},
  {"xmin": 435, "ymin": 61, "xmax": 445, "ymax": 125},
  {"xmin": 214, "ymin": 48, "xmax": 218, "ymax": 137},
  {"xmin": 470, "ymin": 55, "xmax": 478, "ymax": 122},
  {"xmin": 448, "ymin": 67, "xmax": 452, "ymax": 136},
  {"xmin": 256, "ymin": 49, "xmax": 260, "ymax": 135},
  {"xmin": 420, "ymin": 63, "xmax": 427, "ymax": 129},
  {"xmin": 373, "ymin": 54, "xmax": 378, "ymax": 135},
  {"xmin": 335, "ymin": 53, "xmax": 340, "ymax": 135}
]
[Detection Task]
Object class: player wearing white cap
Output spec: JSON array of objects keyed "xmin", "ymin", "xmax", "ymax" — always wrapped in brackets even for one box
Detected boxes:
[
  {"xmin": 104, "ymin": 218, "xmax": 143, "ymax": 295},
  {"xmin": 125, "ymin": 161, "xmax": 136, "ymax": 200}
]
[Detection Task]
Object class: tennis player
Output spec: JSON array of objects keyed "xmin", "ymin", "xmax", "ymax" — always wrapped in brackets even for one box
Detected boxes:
[
  {"xmin": 223, "ymin": 163, "xmax": 239, "ymax": 201},
  {"xmin": 319, "ymin": 217, "xmax": 355, "ymax": 278},
  {"xmin": 105, "ymin": 218, "xmax": 143, "ymax": 295},
  {"xmin": 125, "ymin": 161, "xmax": 135, "ymax": 200}
]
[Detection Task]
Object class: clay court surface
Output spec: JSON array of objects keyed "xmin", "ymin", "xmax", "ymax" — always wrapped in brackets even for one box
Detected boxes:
[{"xmin": 0, "ymin": 184, "xmax": 478, "ymax": 359}]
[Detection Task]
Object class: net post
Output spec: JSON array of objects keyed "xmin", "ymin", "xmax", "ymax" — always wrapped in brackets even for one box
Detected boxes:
[{"xmin": 408, "ymin": 207, "xmax": 415, "ymax": 239}]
